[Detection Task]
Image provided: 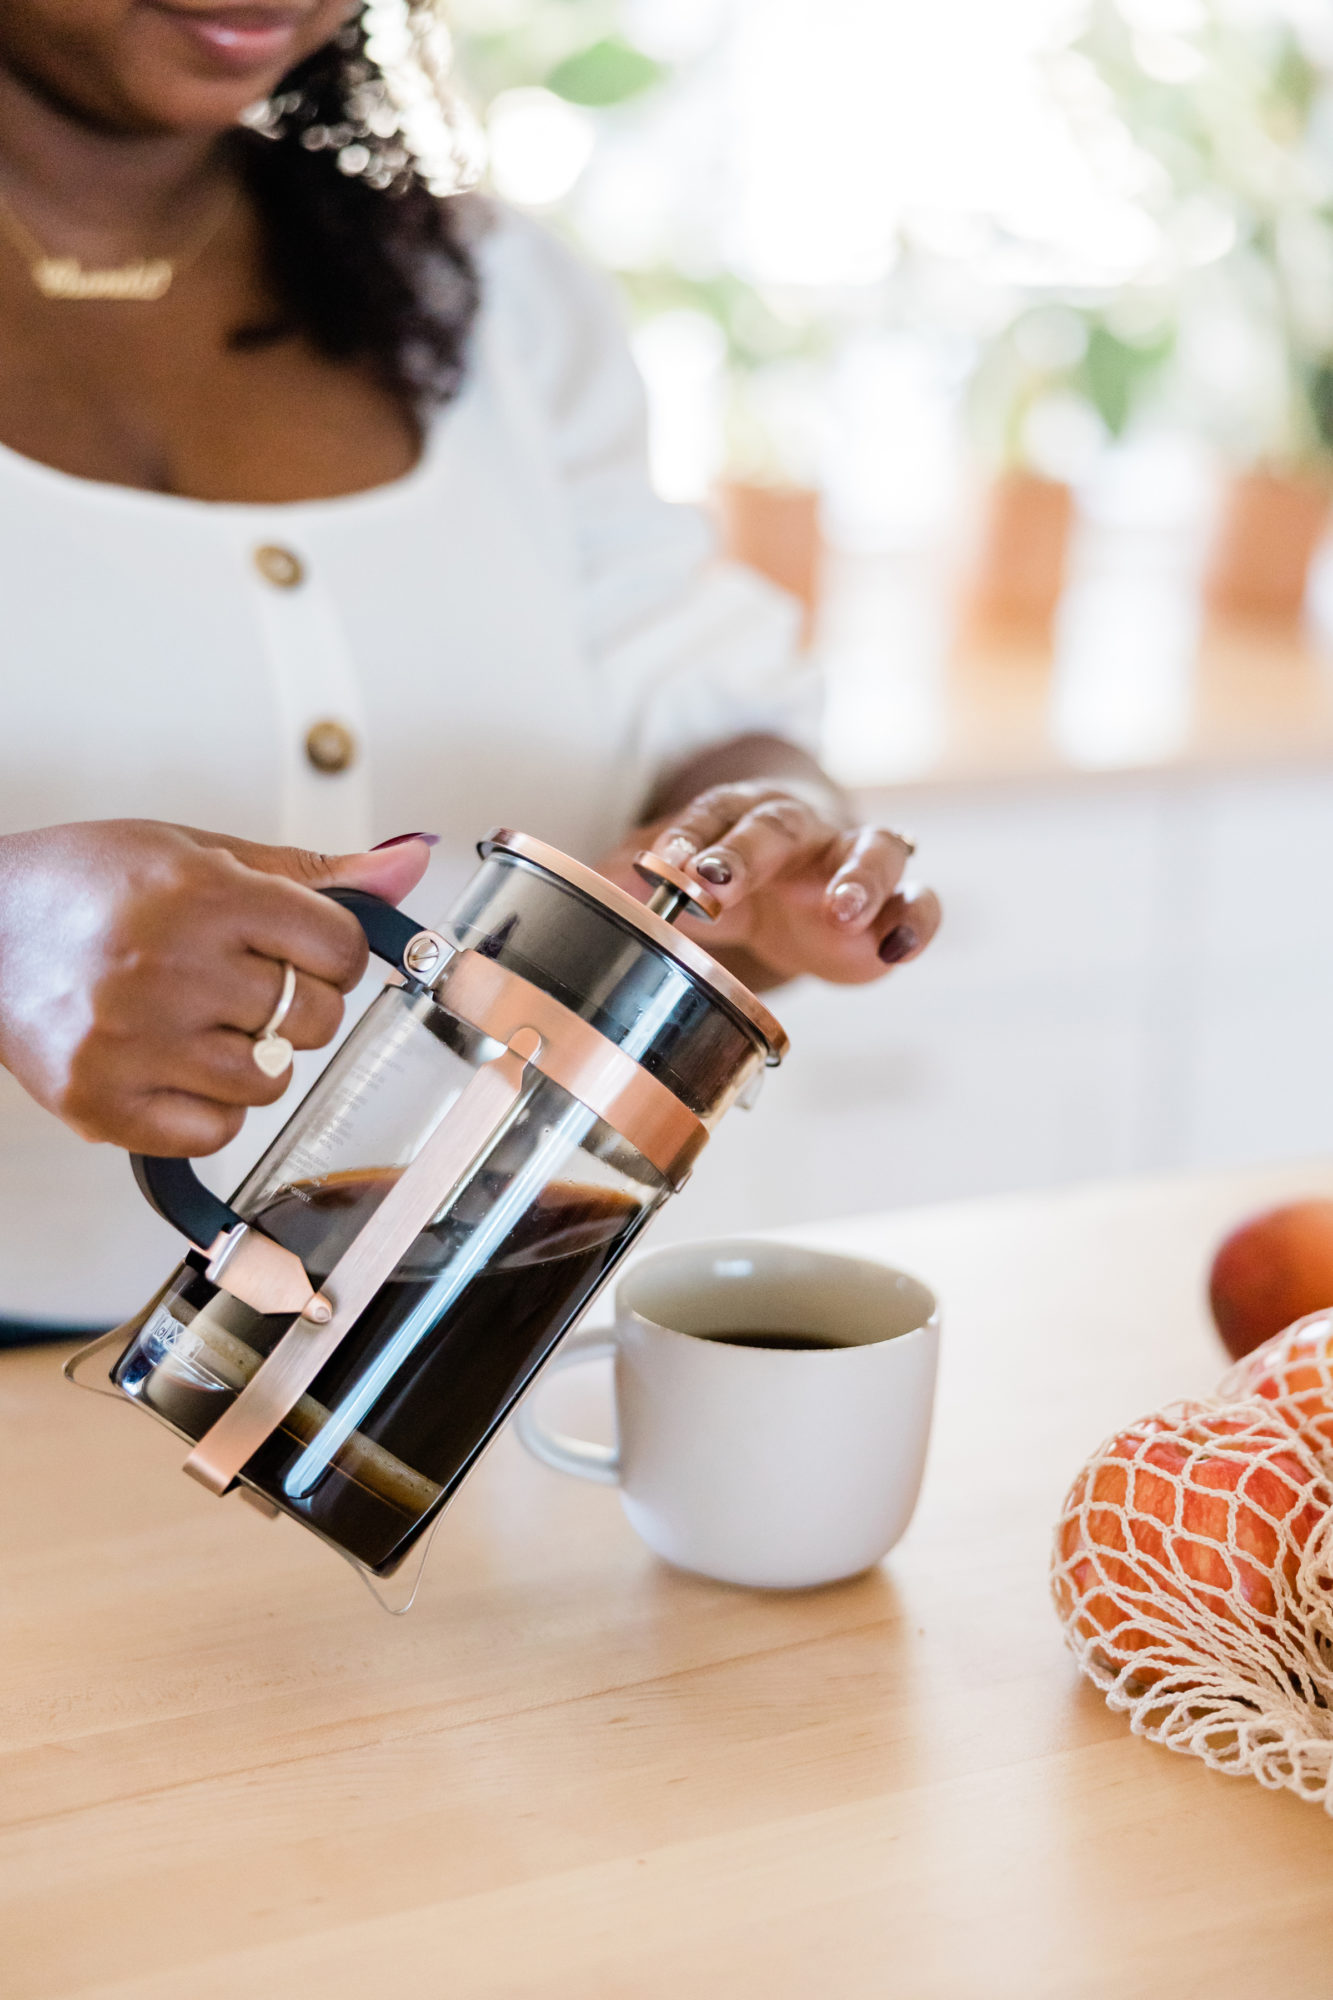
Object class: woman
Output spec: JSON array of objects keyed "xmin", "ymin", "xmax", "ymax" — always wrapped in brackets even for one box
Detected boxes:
[{"xmin": 0, "ymin": 0, "xmax": 939, "ymax": 1332}]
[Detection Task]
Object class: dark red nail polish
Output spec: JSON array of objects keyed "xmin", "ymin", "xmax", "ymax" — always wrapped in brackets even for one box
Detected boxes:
[
  {"xmin": 878, "ymin": 924, "xmax": 918, "ymax": 964},
  {"xmin": 372, "ymin": 832, "xmax": 440, "ymax": 850},
  {"xmin": 696, "ymin": 853, "xmax": 733, "ymax": 886}
]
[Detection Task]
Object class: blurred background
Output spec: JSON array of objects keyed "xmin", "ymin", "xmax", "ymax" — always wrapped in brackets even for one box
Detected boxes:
[{"xmin": 449, "ymin": 0, "xmax": 1333, "ymax": 1237}]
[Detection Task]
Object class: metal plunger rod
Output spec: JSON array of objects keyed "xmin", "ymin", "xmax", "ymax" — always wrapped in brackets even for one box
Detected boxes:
[
  {"xmin": 632, "ymin": 850, "xmax": 723, "ymax": 928},
  {"xmin": 645, "ymin": 882, "xmax": 694, "ymax": 923}
]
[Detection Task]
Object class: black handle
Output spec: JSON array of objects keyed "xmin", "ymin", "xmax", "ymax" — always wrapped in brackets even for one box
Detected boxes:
[
  {"xmin": 133, "ymin": 1155, "xmax": 240, "ymax": 1249},
  {"xmin": 318, "ymin": 888, "xmax": 421, "ymax": 971},
  {"xmin": 130, "ymin": 888, "xmax": 425, "ymax": 1249}
]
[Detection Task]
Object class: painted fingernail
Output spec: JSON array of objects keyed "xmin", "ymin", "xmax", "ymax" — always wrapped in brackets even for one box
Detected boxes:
[
  {"xmin": 830, "ymin": 881, "xmax": 870, "ymax": 924},
  {"xmin": 662, "ymin": 834, "xmax": 696, "ymax": 864},
  {"xmin": 695, "ymin": 853, "xmax": 734, "ymax": 887},
  {"xmin": 372, "ymin": 832, "xmax": 440, "ymax": 850},
  {"xmin": 878, "ymin": 924, "xmax": 919, "ymax": 964}
]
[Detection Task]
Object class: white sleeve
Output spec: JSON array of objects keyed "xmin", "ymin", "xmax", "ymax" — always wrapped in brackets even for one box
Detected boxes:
[{"xmin": 475, "ymin": 210, "xmax": 820, "ymax": 806}]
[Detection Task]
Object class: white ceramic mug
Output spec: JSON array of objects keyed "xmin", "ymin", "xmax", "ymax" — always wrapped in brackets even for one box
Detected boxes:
[{"xmin": 515, "ymin": 1238, "xmax": 939, "ymax": 1589}]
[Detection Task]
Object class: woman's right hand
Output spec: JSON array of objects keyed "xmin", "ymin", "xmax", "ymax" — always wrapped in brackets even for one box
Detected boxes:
[{"xmin": 0, "ymin": 820, "xmax": 433, "ymax": 1157}]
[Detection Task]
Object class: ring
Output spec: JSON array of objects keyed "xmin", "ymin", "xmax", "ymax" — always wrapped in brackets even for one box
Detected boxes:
[{"xmin": 252, "ymin": 962, "xmax": 297, "ymax": 1078}]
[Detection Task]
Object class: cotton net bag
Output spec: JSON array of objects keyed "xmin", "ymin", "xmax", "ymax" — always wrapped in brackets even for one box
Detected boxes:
[{"xmin": 1051, "ymin": 1350, "xmax": 1333, "ymax": 1808}]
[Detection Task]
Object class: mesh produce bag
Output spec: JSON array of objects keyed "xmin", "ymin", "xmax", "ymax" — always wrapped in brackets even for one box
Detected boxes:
[
  {"xmin": 1220, "ymin": 1312, "xmax": 1333, "ymax": 1466},
  {"xmin": 1051, "ymin": 1400, "xmax": 1333, "ymax": 1806}
]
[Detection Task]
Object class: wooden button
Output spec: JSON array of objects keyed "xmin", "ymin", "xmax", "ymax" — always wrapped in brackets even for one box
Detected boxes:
[
  {"xmin": 254, "ymin": 544, "xmax": 305, "ymax": 589},
  {"xmin": 305, "ymin": 719, "xmax": 357, "ymax": 774}
]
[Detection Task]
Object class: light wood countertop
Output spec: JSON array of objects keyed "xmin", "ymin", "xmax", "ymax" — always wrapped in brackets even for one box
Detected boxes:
[{"xmin": 7, "ymin": 1160, "xmax": 1333, "ymax": 1998}]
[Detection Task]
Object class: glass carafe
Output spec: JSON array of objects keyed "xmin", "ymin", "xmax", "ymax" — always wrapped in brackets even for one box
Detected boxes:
[{"xmin": 69, "ymin": 832, "xmax": 787, "ymax": 1606}]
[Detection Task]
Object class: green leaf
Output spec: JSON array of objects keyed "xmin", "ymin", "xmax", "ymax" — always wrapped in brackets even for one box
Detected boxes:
[
  {"xmin": 545, "ymin": 38, "xmax": 665, "ymax": 107},
  {"xmin": 1079, "ymin": 324, "xmax": 1172, "ymax": 438},
  {"xmin": 1306, "ymin": 360, "xmax": 1333, "ymax": 456}
]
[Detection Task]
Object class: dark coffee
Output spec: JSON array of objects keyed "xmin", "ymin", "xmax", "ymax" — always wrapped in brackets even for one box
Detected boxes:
[
  {"xmin": 119, "ymin": 1170, "xmax": 644, "ymax": 1574},
  {"xmin": 700, "ymin": 1329, "xmax": 853, "ymax": 1351}
]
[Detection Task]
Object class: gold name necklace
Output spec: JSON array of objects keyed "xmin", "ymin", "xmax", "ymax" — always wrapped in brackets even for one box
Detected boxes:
[{"xmin": 0, "ymin": 185, "xmax": 234, "ymax": 302}]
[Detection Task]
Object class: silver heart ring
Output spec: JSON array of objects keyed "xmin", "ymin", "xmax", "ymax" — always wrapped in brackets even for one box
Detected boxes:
[{"xmin": 252, "ymin": 962, "xmax": 297, "ymax": 1078}]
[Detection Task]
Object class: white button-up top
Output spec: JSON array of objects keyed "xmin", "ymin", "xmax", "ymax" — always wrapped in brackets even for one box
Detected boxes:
[{"xmin": 0, "ymin": 209, "xmax": 810, "ymax": 1324}]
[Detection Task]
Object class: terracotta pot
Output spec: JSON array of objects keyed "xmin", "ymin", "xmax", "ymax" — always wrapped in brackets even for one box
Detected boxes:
[
  {"xmin": 966, "ymin": 471, "xmax": 1073, "ymax": 630},
  {"xmin": 716, "ymin": 480, "xmax": 822, "ymax": 639},
  {"xmin": 1206, "ymin": 469, "xmax": 1330, "ymax": 621}
]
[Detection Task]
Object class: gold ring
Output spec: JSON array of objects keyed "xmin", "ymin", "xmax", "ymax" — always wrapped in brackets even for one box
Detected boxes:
[{"xmin": 252, "ymin": 962, "xmax": 297, "ymax": 1078}]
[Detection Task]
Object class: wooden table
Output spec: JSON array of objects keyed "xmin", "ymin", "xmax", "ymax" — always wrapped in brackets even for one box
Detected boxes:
[{"xmin": 7, "ymin": 1162, "xmax": 1333, "ymax": 1999}]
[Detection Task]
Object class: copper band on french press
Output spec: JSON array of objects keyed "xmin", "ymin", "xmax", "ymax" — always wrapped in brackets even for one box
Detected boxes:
[{"xmin": 435, "ymin": 948, "xmax": 707, "ymax": 1187}]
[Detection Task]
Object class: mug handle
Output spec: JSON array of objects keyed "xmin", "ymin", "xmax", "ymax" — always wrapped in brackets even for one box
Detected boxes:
[{"xmin": 514, "ymin": 1330, "xmax": 621, "ymax": 1485}]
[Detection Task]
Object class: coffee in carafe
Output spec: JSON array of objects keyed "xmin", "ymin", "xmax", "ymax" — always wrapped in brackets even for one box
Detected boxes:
[{"xmin": 117, "ymin": 1169, "xmax": 646, "ymax": 1574}]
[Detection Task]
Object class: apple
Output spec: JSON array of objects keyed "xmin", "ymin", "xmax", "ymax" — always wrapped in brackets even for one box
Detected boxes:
[
  {"xmin": 1225, "ymin": 1313, "xmax": 1333, "ymax": 1459},
  {"xmin": 1208, "ymin": 1199, "xmax": 1333, "ymax": 1361},
  {"xmin": 1052, "ymin": 1406, "xmax": 1330, "ymax": 1683}
]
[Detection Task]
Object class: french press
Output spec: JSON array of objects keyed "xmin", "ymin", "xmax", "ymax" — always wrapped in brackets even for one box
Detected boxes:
[{"xmin": 68, "ymin": 831, "xmax": 787, "ymax": 1607}]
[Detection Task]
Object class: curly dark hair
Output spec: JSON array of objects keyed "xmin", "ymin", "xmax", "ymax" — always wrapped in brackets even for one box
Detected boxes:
[{"xmin": 231, "ymin": 13, "xmax": 481, "ymax": 412}]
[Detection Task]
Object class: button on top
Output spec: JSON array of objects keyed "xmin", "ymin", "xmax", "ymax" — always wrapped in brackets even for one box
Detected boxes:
[
  {"xmin": 254, "ymin": 544, "xmax": 305, "ymax": 589},
  {"xmin": 305, "ymin": 719, "xmax": 357, "ymax": 775}
]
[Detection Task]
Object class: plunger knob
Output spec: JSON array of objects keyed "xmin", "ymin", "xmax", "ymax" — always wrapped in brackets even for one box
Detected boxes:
[{"xmin": 633, "ymin": 850, "xmax": 723, "ymax": 925}]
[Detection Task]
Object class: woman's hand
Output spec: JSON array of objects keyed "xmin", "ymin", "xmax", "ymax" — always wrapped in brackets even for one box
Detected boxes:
[
  {"xmin": 0, "ymin": 820, "xmax": 433, "ymax": 1156},
  {"xmin": 602, "ymin": 765, "xmax": 940, "ymax": 989}
]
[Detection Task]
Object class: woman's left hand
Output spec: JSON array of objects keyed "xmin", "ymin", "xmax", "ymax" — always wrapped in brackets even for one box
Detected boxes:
[{"xmin": 601, "ymin": 779, "xmax": 941, "ymax": 987}]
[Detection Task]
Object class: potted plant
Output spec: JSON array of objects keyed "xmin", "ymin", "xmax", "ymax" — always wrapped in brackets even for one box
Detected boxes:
[
  {"xmin": 452, "ymin": 5, "xmax": 830, "ymax": 625},
  {"xmin": 1076, "ymin": 2, "xmax": 1333, "ymax": 620},
  {"xmin": 618, "ymin": 267, "xmax": 829, "ymax": 630},
  {"xmin": 964, "ymin": 298, "xmax": 1174, "ymax": 629}
]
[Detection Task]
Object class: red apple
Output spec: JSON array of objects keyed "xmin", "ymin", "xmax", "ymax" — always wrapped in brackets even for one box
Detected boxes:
[
  {"xmin": 1224, "ymin": 1315, "xmax": 1333, "ymax": 1462},
  {"xmin": 1208, "ymin": 1200, "xmax": 1333, "ymax": 1361},
  {"xmin": 1052, "ymin": 1406, "xmax": 1330, "ymax": 1683}
]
